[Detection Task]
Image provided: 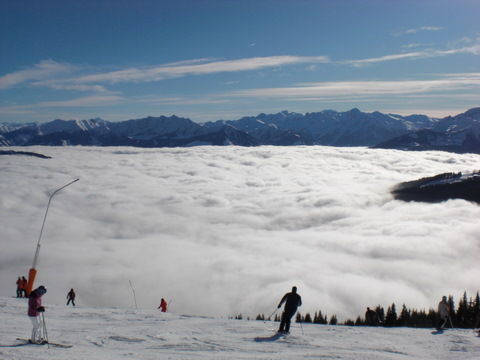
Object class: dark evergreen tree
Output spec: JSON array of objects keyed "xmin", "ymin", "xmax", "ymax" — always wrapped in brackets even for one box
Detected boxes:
[
  {"xmin": 457, "ymin": 291, "xmax": 468, "ymax": 328},
  {"xmin": 329, "ymin": 314, "xmax": 338, "ymax": 325},
  {"xmin": 466, "ymin": 294, "xmax": 477, "ymax": 328},
  {"xmin": 397, "ymin": 304, "xmax": 411, "ymax": 327},
  {"xmin": 410, "ymin": 309, "xmax": 420, "ymax": 327},
  {"xmin": 313, "ymin": 310, "xmax": 328, "ymax": 324},
  {"xmin": 304, "ymin": 313, "xmax": 313, "ymax": 323},
  {"xmin": 473, "ymin": 292, "xmax": 480, "ymax": 328},
  {"xmin": 384, "ymin": 303, "xmax": 397, "ymax": 327},
  {"xmin": 296, "ymin": 312, "xmax": 302, "ymax": 323},
  {"xmin": 427, "ymin": 308, "xmax": 437, "ymax": 328},
  {"xmin": 447, "ymin": 295, "xmax": 456, "ymax": 325},
  {"xmin": 374, "ymin": 305, "xmax": 385, "ymax": 325}
]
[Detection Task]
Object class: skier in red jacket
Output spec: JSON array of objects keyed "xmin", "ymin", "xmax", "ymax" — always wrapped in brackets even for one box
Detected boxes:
[
  {"xmin": 28, "ymin": 285, "xmax": 47, "ymax": 344},
  {"xmin": 158, "ymin": 298, "xmax": 168, "ymax": 312}
]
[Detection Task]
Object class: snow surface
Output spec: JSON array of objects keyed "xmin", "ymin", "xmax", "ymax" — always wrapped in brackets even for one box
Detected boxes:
[
  {"xmin": 1, "ymin": 297, "xmax": 479, "ymax": 360},
  {"xmin": 1, "ymin": 146, "xmax": 480, "ymax": 321}
]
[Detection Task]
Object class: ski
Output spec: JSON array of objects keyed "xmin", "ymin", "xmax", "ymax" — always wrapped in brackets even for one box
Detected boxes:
[
  {"xmin": 0, "ymin": 342, "xmax": 31, "ymax": 348},
  {"xmin": 254, "ymin": 331, "xmax": 289, "ymax": 342},
  {"xmin": 15, "ymin": 338, "xmax": 72, "ymax": 348}
]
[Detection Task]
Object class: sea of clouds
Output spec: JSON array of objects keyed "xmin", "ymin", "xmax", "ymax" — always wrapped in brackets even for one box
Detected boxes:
[{"xmin": 1, "ymin": 146, "xmax": 479, "ymax": 320}]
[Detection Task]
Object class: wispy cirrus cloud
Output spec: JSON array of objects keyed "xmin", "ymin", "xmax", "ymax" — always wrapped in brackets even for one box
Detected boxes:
[
  {"xmin": 344, "ymin": 51, "xmax": 428, "ymax": 66},
  {"xmin": 31, "ymin": 80, "xmax": 108, "ymax": 93},
  {"xmin": 73, "ymin": 56, "xmax": 331, "ymax": 84},
  {"xmin": 0, "ymin": 105, "xmax": 36, "ymax": 116},
  {"xmin": 227, "ymin": 73, "xmax": 480, "ymax": 100},
  {"xmin": 134, "ymin": 96, "xmax": 230, "ymax": 106},
  {"xmin": 344, "ymin": 44, "xmax": 480, "ymax": 66},
  {"xmin": 71, "ymin": 45, "xmax": 480, "ymax": 88},
  {"xmin": 38, "ymin": 95, "xmax": 124, "ymax": 107},
  {"xmin": 401, "ymin": 43, "xmax": 424, "ymax": 49},
  {"xmin": 0, "ymin": 60, "xmax": 75, "ymax": 90},
  {"xmin": 395, "ymin": 26, "xmax": 443, "ymax": 36},
  {"xmin": 2, "ymin": 46, "xmax": 478, "ymax": 94}
]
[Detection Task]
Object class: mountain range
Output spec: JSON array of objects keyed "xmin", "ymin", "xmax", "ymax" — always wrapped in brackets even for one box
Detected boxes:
[{"xmin": 1, "ymin": 107, "xmax": 480, "ymax": 153}]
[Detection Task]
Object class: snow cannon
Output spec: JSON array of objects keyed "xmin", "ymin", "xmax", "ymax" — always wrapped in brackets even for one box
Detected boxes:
[{"xmin": 27, "ymin": 178, "xmax": 79, "ymax": 295}]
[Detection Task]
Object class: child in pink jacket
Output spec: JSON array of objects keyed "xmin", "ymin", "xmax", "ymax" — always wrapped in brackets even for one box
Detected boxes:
[{"xmin": 28, "ymin": 285, "xmax": 47, "ymax": 343}]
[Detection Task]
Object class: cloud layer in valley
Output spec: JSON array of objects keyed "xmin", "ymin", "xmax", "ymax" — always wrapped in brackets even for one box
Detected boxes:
[{"xmin": 1, "ymin": 146, "xmax": 479, "ymax": 320}]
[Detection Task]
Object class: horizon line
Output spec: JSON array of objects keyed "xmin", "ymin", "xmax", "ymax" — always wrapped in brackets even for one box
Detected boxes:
[{"xmin": 3, "ymin": 106, "xmax": 479, "ymax": 125}]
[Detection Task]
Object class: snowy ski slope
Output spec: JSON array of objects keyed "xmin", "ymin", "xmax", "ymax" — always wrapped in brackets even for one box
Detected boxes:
[{"xmin": 1, "ymin": 297, "xmax": 479, "ymax": 360}]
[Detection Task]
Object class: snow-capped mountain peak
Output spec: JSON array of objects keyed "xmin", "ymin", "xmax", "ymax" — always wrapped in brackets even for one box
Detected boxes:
[{"xmin": 1, "ymin": 107, "xmax": 479, "ymax": 152}]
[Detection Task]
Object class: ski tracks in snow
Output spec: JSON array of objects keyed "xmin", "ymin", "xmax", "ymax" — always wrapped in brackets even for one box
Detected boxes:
[{"xmin": 1, "ymin": 298, "xmax": 480, "ymax": 359}]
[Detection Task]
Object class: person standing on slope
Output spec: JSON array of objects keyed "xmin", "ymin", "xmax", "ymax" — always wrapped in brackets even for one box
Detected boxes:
[
  {"xmin": 28, "ymin": 285, "xmax": 47, "ymax": 344},
  {"xmin": 66, "ymin": 288, "xmax": 76, "ymax": 306},
  {"xmin": 16, "ymin": 277, "xmax": 23, "ymax": 298},
  {"xmin": 437, "ymin": 296, "xmax": 450, "ymax": 330},
  {"xmin": 158, "ymin": 298, "xmax": 168, "ymax": 312},
  {"xmin": 277, "ymin": 286, "xmax": 302, "ymax": 333},
  {"xmin": 21, "ymin": 276, "xmax": 28, "ymax": 297},
  {"xmin": 365, "ymin": 307, "xmax": 379, "ymax": 326}
]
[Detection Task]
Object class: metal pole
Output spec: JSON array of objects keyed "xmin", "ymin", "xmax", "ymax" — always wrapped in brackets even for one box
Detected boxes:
[
  {"xmin": 129, "ymin": 280, "xmax": 138, "ymax": 309},
  {"xmin": 27, "ymin": 179, "xmax": 79, "ymax": 295},
  {"xmin": 32, "ymin": 178, "xmax": 80, "ymax": 269}
]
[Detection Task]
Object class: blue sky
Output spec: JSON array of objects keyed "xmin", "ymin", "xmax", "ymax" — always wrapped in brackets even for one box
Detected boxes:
[{"xmin": 0, "ymin": 0, "xmax": 479, "ymax": 123}]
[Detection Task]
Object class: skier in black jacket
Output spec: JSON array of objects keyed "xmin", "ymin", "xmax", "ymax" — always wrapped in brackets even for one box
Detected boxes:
[
  {"xmin": 66, "ymin": 288, "xmax": 76, "ymax": 306},
  {"xmin": 277, "ymin": 286, "xmax": 302, "ymax": 333}
]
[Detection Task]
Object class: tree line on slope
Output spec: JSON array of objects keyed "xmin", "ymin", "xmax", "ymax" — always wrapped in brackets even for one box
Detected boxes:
[{"xmin": 239, "ymin": 291, "xmax": 480, "ymax": 328}]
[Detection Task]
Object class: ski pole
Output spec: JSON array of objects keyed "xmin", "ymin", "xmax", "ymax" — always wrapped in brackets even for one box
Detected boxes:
[
  {"xmin": 264, "ymin": 308, "xmax": 278, "ymax": 324},
  {"xmin": 267, "ymin": 308, "xmax": 278, "ymax": 320},
  {"xmin": 299, "ymin": 318, "xmax": 304, "ymax": 335},
  {"xmin": 448, "ymin": 315, "xmax": 454, "ymax": 329},
  {"xmin": 41, "ymin": 312, "xmax": 50, "ymax": 349}
]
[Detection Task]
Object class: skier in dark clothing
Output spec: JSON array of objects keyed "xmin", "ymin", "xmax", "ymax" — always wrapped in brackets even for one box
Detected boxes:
[
  {"xmin": 277, "ymin": 286, "xmax": 302, "ymax": 333},
  {"xmin": 16, "ymin": 277, "xmax": 23, "ymax": 298},
  {"xmin": 66, "ymin": 288, "xmax": 76, "ymax": 306},
  {"xmin": 365, "ymin": 307, "xmax": 379, "ymax": 326}
]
